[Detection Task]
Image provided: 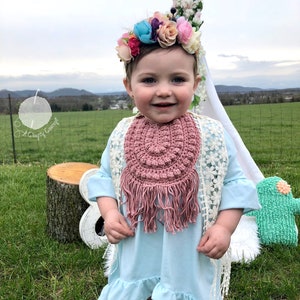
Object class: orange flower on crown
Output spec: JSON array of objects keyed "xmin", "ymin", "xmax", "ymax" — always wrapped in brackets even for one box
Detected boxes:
[{"xmin": 157, "ymin": 20, "xmax": 178, "ymax": 48}]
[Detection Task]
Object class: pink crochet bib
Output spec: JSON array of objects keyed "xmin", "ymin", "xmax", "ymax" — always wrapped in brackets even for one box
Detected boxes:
[{"xmin": 120, "ymin": 113, "xmax": 201, "ymax": 233}]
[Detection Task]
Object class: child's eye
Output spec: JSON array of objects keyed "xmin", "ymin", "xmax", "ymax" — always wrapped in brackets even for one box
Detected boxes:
[
  {"xmin": 172, "ymin": 76, "xmax": 185, "ymax": 83},
  {"xmin": 141, "ymin": 77, "xmax": 156, "ymax": 84}
]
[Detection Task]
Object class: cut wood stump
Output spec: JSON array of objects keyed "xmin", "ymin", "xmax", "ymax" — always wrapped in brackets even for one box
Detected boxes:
[{"xmin": 46, "ymin": 162, "xmax": 98, "ymax": 243}]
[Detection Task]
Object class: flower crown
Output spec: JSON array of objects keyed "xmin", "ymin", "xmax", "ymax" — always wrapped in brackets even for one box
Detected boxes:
[
  {"xmin": 116, "ymin": 7, "xmax": 203, "ymax": 64},
  {"xmin": 117, "ymin": 0, "xmax": 206, "ymax": 109}
]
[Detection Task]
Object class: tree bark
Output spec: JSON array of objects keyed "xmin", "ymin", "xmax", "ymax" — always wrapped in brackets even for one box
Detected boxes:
[{"xmin": 46, "ymin": 162, "xmax": 98, "ymax": 243}]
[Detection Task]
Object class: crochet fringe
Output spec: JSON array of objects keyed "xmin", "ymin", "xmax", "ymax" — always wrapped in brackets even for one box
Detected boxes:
[{"xmin": 120, "ymin": 168, "xmax": 200, "ymax": 233}]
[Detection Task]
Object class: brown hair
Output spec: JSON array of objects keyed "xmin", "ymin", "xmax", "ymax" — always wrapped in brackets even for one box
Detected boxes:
[{"xmin": 125, "ymin": 43, "xmax": 198, "ymax": 81}]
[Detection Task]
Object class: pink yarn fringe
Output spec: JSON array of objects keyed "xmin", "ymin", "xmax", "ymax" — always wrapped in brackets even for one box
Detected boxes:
[{"xmin": 120, "ymin": 168, "xmax": 200, "ymax": 233}]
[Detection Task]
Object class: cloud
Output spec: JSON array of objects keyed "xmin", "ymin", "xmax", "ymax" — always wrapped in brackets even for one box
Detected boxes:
[
  {"xmin": 3, "ymin": 55, "xmax": 299, "ymax": 92},
  {"xmin": 208, "ymin": 54, "xmax": 300, "ymax": 88},
  {"xmin": 217, "ymin": 54, "xmax": 300, "ymax": 74},
  {"xmin": 2, "ymin": 54, "xmax": 300, "ymax": 92},
  {"xmin": 0, "ymin": 73, "xmax": 125, "ymax": 93},
  {"xmin": 218, "ymin": 54, "xmax": 249, "ymax": 61},
  {"xmin": 1, "ymin": 0, "xmax": 299, "ymax": 91}
]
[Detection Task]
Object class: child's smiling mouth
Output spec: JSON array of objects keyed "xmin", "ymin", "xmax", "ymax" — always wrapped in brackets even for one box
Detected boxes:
[{"xmin": 152, "ymin": 102, "xmax": 176, "ymax": 107}]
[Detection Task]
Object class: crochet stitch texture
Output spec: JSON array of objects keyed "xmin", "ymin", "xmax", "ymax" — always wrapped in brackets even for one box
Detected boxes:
[
  {"xmin": 120, "ymin": 113, "xmax": 201, "ymax": 233},
  {"xmin": 247, "ymin": 176, "xmax": 300, "ymax": 246}
]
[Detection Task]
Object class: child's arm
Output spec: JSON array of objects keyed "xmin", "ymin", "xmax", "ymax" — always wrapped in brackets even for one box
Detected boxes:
[
  {"xmin": 97, "ymin": 196, "xmax": 134, "ymax": 244},
  {"xmin": 197, "ymin": 209, "xmax": 243, "ymax": 259}
]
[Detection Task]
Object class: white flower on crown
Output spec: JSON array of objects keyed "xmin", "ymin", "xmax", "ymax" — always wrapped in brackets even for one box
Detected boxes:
[
  {"xmin": 182, "ymin": 28, "xmax": 201, "ymax": 54},
  {"xmin": 181, "ymin": 0, "xmax": 194, "ymax": 9},
  {"xmin": 173, "ymin": 0, "xmax": 207, "ymax": 108},
  {"xmin": 184, "ymin": 8, "xmax": 195, "ymax": 19},
  {"xmin": 193, "ymin": 11, "xmax": 202, "ymax": 25}
]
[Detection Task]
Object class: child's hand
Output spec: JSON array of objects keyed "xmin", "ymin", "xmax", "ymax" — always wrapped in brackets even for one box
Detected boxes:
[
  {"xmin": 103, "ymin": 209, "xmax": 134, "ymax": 244},
  {"xmin": 196, "ymin": 224, "xmax": 231, "ymax": 259}
]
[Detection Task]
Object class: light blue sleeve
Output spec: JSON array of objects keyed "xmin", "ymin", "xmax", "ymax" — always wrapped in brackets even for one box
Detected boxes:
[
  {"xmin": 87, "ymin": 138, "xmax": 117, "ymax": 202},
  {"xmin": 219, "ymin": 130, "xmax": 261, "ymax": 213}
]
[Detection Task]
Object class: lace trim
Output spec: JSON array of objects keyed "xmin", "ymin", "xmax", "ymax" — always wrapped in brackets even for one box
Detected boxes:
[
  {"xmin": 193, "ymin": 114, "xmax": 228, "ymax": 233},
  {"xmin": 193, "ymin": 114, "xmax": 230, "ymax": 298},
  {"xmin": 109, "ymin": 113, "xmax": 231, "ymax": 298}
]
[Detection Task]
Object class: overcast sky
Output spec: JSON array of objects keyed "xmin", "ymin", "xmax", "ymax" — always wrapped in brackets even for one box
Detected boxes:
[{"xmin": 1, "ymin": 0, "xmax": 299, "ymax": 92}]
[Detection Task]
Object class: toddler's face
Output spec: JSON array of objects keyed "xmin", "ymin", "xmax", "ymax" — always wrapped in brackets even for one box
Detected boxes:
[{"xmin": 124, "ymin": 46, "xmax": 200, "ymax": 124}]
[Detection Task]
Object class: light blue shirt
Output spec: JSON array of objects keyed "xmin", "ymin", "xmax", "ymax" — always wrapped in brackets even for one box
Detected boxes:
[{"xmin": 88, "ymin": 119, "xmax": 260, "ymax": 300}]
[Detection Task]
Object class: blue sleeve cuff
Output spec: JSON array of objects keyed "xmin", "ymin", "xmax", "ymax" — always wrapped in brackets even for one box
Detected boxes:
[
  {"xmin": 220, "ymin": 130, "xmax": 261, "ymax": 213},
  {"xmin": 87, "ymin": 140, "xmax": 117, "ymax": 202},
  {"xmin": 88, "ymin": 174, "xmax": 116, "ymax": 202},
  {"xmin": 220, "ymin": 179, "xmax": 261, "ymax": 213}
]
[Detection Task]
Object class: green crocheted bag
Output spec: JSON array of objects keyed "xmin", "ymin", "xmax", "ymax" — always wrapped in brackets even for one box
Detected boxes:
[{"xmin": 247, "ymin": 176, "xmax": 300, "ymax": 246}]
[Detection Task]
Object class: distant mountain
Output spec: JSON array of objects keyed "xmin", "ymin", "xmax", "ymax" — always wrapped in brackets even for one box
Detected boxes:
[
  {"xmin": 46, "ymin": 88, "xmax": 95, "ymax": 98},
  {"xmin": 0, "ymin": 89, "xmax": 20, "ymax": 99},
  {"xmin": 0, "ymin": 88, "xmax": 96, "ymax": 99},
  {"xmin": 1, "ymin": 86, "xmax": 299, "ymax": 100},
  {"xmin": 0, "ymin": 89, "xmax": 47, "ymax": 98},
  {"xmin": 215, "ymin": 85, "xmax": 263, "ymax": 93}
]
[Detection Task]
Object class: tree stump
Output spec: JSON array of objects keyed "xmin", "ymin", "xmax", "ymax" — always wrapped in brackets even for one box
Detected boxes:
[{"xmin": 46, "ymin": 162, "xmax": 98, "ymax": 243}]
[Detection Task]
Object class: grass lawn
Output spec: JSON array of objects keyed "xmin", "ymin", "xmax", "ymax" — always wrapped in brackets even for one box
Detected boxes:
[
  {"xmin": 1, "ymin": 103, "xmax": 300, "ymax": 299},
  {"xmin": 0, "ymin": 164, "xmax": 107, "ymax": 299}
]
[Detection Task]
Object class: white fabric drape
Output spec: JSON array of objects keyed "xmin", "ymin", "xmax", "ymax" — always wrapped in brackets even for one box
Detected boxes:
[{"xmin": 196, "ymin": 58, "xmax": 264, "ymax": 183}]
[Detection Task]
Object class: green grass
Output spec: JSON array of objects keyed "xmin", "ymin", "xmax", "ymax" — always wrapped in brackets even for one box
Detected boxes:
[
  {"xmin": 1, "ymin": 110, "xmax": 132, "ymax": 165},
  {"xmin": 227, "ymin": 244, "xmax": 300, "ymax": 299},
  {"xmin": 225, "ymin": 102, "xmax": 300, "ymax": 196},
  {"xmin": 0, "ymin": 164, "xmax": 107, "ymax": 299},
  {"xmin": 1, "ymin": 103, "xmax": 300, "ymax": 299}
]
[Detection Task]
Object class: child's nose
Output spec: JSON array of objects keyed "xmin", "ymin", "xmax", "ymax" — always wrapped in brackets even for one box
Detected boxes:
[{"xmin": 156, "ymin": 83, "xmax": 172, "ymax": 97}]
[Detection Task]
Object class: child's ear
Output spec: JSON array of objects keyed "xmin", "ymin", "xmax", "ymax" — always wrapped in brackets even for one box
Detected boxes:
[
  {"xmin": 193, "ymin": 75, "xmax": 202, "ymax": 93},
  {"xmin": 123, "ymin": 78, "xmax": 133, "ymax": 96}
]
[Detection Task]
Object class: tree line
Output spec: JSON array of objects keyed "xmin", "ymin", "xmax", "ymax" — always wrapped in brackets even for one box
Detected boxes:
[
  {"xmin": 1, "ymin": 89, "xmax": 299, "ymax": 115},
  {"xmin": 218, "ymin": 90, "xmax": 300, "ymax": 106}
]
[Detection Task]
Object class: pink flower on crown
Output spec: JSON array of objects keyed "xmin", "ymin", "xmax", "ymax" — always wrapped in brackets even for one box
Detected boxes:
[
  {"xmin": 116, "ymin": 33, "xmax": 140, "ymax": 63},
  {"xmin": 182, "ymin": 28, "xmax": 201, "ymax": 54},
  {"xmin": 116, "ymin": 34, "xmax": 131, "ymax": 62},
  {"xmin": 128, "ymin": 35, "xmax": 140, "ymax": 57},
  {"xmin": 176, "ymin": 16, "xmax": 193, "ymax": 44}
]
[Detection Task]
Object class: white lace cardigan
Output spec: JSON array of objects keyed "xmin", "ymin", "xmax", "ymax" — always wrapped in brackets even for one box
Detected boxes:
[{"xmin": 104, "ymin": 112, "xmax": 231, "ymax": 298}]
